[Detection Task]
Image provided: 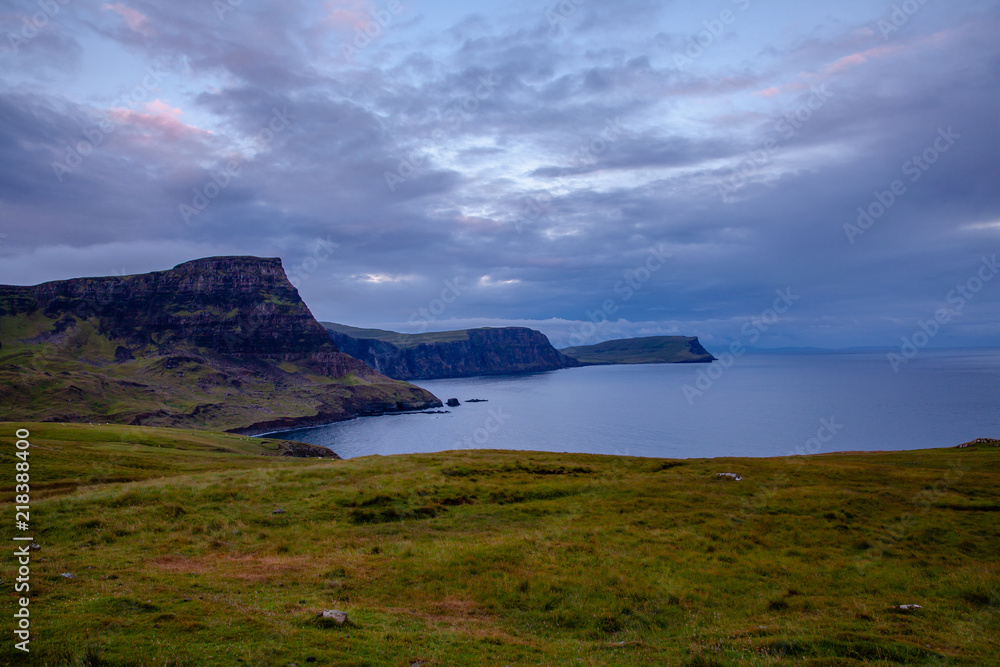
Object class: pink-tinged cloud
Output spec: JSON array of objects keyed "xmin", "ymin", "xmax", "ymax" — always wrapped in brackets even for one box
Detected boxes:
[
  {"xmin": 324, "ymin": 0, "xmax": 374, "ymax": 30},
  {"xmin": 101, "ymin": 3, "xmax": 151, "ymax": 35},
  {"xmin": 108, "ymin": 99, "xmax": 212, "ymax": 141},
  {"xmin": 754, "ymin": 40, "xmax": 912, "ymax": 98},
  {"xmin": 143, "ymin": 99, "xmax": 182, "ymax": 118},
  {"xmin": 823, "ymin": 45, "xmax": 898, "ymax": 75}
]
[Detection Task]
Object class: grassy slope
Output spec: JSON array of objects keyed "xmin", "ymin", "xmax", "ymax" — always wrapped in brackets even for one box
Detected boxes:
[
  {"xmin": 0, "ymin": 313, "xmax": 433, "ymax": 432},
  {"xmin": 2, "ymin": 423, "xmax": 998, "ymax": 666},
  {"xmin": 322, "ymin": 323, "xmax": 472, "ymax": 349},
  {"xmin": 562, "ymin": 336, "xmax": 713, "ymax": 365}
]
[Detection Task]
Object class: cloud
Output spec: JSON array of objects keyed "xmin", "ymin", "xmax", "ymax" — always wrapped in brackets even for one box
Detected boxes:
[
  {"xmin": 108, "ymin": 100, "xmax": 213, "ymax": 140},
  {"xmin": 1, "ymin": 1, "xmax": 998, "ymax": 349},
  {"xmin": 101, "ymin": 3, "xmax": 152, "ymax": 35}
]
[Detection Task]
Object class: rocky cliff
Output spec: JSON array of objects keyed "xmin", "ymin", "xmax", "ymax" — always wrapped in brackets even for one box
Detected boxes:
[
  {"xmin": 0, "ymin": 257, "xmax": 441, "ymax": 433},
  {"xmin": 561, "ymin": 336, "xmax": 716, "ymax": 365},
  {"xmin": 322, "ymin": 323, "xmax": 580, "ymax": 380}
]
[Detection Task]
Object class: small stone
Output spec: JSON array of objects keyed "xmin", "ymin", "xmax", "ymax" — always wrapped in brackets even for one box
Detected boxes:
[
  {"xmin": 182, "ymin": 598, "xmax": 191, "ymax": 602},
  {"xmin": 60, "ymin": 573, "xmax": 76, "ymax": 578},
  {"xmin": 716, "ymin": 472, "xmax": 743, "ymax": 481},
  {"xmin": 306, "ymin": 659, "xmax": 316, "ymax": 664},
  {"xmin": 273, "ymin": 508, "xmax": 285, "ymax": 514},
  {"xmin": 892, "ymin": 604, "xmax": 923, "ymax": 612},
  {"xmin": 28, "ymin": 543, "xmax": 40, "ymax": 551},
  {"xmin": 317, "ymin": 609, "xmax": 348, "ymax": 624}
]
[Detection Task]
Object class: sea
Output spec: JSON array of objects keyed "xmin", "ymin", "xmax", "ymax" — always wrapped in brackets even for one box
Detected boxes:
[{"xmin": 272, "ymin": 349, "xmax": 1000, "ymax": 460}]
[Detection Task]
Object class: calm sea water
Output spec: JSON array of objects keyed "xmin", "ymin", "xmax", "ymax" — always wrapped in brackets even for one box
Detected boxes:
[{"xmin": 273, "ymin": 349, "xmax": 1000, "ymax": 460}]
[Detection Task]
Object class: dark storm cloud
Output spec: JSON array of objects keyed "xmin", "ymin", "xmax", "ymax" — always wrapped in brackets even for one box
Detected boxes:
[{"xmin": 0, "ymin": 0, "xmax": 997, "ymax": 348}]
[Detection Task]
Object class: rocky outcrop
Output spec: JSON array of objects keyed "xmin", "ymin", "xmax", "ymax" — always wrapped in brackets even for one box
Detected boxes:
[
  {"xmin": 0, "ymin": 257, "xmax": 441, "ymax": 432},
  {"xmin": 322, "ymin": 324, "xmax": 580, "ymax": 380},
  {"xmin": 2, "ymin": 256, "xmax": 338, "ymax": 365}
]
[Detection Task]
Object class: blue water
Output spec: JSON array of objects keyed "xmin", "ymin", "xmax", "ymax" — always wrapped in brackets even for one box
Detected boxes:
[{"xmin": 274, "ymin": 350, "xmax": 1000, "ymax": 459}]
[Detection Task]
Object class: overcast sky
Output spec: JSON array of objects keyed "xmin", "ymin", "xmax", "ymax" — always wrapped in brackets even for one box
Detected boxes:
[{"xmin": 1, "ymin": 0, "xmax": 998, "ymax": 350}]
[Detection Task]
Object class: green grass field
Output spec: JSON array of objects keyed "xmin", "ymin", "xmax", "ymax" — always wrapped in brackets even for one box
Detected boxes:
[
  {"xmin": 322, "ymin": 323, "xmax": 472, "ymax": 349},
  {"xmin": 2, "ymin": 423, "xmax": 998, "ymax": 666}
]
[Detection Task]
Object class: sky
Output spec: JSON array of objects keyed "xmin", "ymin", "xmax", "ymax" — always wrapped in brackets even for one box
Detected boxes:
[{"xmin": 1, "ymin": 0, "xmax": 998, "ymax": 351}]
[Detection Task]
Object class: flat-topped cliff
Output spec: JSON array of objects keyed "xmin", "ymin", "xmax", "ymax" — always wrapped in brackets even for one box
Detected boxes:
[
  {"xmin": 0, "ymin": 257, "xmax": 440, "ymax": 432},
  {"xmin": 323, "ymin": 323, "xmax": 581, "ymax": 380}
]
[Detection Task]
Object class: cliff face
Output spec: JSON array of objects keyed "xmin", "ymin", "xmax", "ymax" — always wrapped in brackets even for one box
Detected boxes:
[
  {"xmin": 0, "ymin": 257, "xmax": 441, "ymax": 433},
  {"xmin": 2, "ymin": 256, "xmax": 334, "ymax": 361},
  {"xmin": 324, "ymin": 324, "xmax": 581, "ymax": 380}
]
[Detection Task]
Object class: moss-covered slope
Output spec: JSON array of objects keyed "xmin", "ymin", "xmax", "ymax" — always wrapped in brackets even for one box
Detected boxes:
[{"xmin": 0, "ymin": 257, "xmax": 440, "ymax": 432}]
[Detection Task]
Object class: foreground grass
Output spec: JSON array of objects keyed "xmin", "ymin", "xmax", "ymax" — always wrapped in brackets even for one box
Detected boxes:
[{"xmin": 1, "ymin": 423, "xmax": 998, "ymax": 666}]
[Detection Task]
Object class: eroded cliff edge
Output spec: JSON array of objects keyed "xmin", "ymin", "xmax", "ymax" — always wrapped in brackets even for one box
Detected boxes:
[{"xmin": 0, "ymin": 256, "xmax": 441, "ymax": 433}]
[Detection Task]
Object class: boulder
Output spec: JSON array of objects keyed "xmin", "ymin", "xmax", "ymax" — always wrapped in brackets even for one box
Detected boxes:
[
  {"xmin": 317, "ymin": 609, "xmax": 348, "ymax": 624},
  {"xmin": 716, "ymin": 472, "xmax": 743, "ymax": 481}
]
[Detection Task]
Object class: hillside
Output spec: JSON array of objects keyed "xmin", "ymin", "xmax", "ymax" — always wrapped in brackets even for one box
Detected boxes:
[
  {"xmin": 322, "ymin": 323, "xmax": 472, "ymax": 349},
  {"xmin": 0, "ymin": 257, "xmax": 440, "ymax": 433},
  {"xmin": 322, "ymin": 323, "xmax": 580, "ymax": 380},
  {"xmin": 561, "ymin": 335, "xmax": 716, "ymax": 365},
  {"xmin": 2, "ymin": 422, "xmax": 997, "ymax": 665}
]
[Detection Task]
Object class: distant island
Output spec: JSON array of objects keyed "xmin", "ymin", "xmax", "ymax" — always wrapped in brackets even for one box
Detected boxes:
[{"xmin": 561, "ymin": 336, "xmax": 716, "ymax": 365}]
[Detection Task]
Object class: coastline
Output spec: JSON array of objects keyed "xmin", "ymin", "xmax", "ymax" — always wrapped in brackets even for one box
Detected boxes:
[{"xmin": 227, "ymin": 398, "xmax": 444, "ymax": 437}]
